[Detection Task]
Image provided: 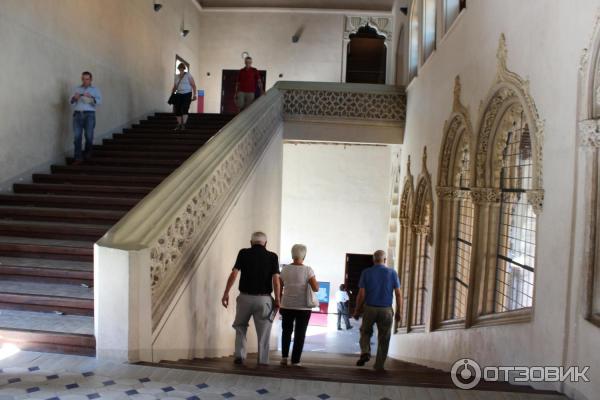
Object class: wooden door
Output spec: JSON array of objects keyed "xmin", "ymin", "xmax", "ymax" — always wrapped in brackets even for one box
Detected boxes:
[
  {"xmin": 345, "ymin": 253, "xmax": 373, "ymax": 314},
  {"xmin": 220, "ymin": 69, "xmax": 267, "ymax": 114}
]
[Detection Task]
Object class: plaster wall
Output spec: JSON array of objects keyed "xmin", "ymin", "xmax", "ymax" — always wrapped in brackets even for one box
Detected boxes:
[
  {"xmin": 194, "ymin": 11, "xmax": 344, "ymax": 114},
  {"xmin": 151, "ymin": 129, "xmax": 283, "ymax": 362},
  {"xmin": 280, "ymin": 142, "xmax": 392, "ymax": 313},
  {"xmin": 0, "ymin": 0, "xmax": 202, "ymax": 190},
  {"xmin": 391, "ymin": 0, "xmax": 599, "ymax": 397}
]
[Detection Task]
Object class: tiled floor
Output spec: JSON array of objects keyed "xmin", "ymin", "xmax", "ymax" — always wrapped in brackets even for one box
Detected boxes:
[{"xmin": 0, "ymin": 350, "xmax": 566, "ymax": 400}]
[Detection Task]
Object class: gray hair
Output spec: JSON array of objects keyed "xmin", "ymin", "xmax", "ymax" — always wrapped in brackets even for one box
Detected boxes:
[
  {"xmin": 251, "ymin": 231, "xmax": 267, "ymax": 244},
  {"xmin": 373, "ymin": 250, "xmax": 386, "ymax": 264},
  {"xmin": 291, "ymin": 244, "xmax": 307, "ymax": 260}
]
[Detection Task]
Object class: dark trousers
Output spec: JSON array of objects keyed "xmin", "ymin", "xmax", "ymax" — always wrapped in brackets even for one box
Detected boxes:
[
  {"xmin": 280, "ymin": 308, "xmax": 311, "ymax": 364},
  {"xmin": 337, "ymin": 302, "xmax": 352, "ymax": 329},
  {"xmin": 173, "ymin": 92, "xmax": 192, "ymax": 116},
  {"xmin": 359, "ymin": 305, "xmax": 393, "ymax": 370},
  {"xmin": 73, "ymin": 111, "xmax": 95, "ymax": 160}
]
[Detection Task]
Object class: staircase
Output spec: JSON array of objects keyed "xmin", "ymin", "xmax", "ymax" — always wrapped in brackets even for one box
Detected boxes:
[{"xmin": 0, "ymin": 113, "xmax": 233, "ymax": 355}]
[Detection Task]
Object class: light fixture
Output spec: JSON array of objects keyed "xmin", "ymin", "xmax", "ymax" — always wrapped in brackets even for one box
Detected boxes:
[
  {"xmin": 241, "ymin": 51, "xmax": 249, "ymax": 59},
  {"xmin": 181, "ymin": 29, "xmax": 190, "ymax": 37},
  {"xmin": 153, "ymin": 1, "xmax": 162, "ymax": 12}
]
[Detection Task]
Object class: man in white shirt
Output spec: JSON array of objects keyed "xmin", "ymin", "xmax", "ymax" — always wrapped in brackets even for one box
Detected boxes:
[{"xmin": 335, "ymin": 284, "xmax": 353, "ymax": 330}]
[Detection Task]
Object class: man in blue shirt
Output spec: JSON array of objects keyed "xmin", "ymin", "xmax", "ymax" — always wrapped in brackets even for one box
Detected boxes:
[
  {"xmin": 353, "ymin": 250, "xmax": 401, "ymax": 371},
  {"xmin": 70, "ymin": 71, "xmax": 102, "ymax": 164}
]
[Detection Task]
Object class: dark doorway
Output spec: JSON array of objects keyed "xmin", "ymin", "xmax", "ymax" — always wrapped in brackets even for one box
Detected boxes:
[
  {"xmin": 346, "ymin": 25, "xmax": 387, "ymax": 84},
  {"xmin": 344, "ymin": 253, "xmax": 374, "ymax": 314},
  {"xmin": 220, "ymin": 69, "xmax": 267, "ymax": 114}
]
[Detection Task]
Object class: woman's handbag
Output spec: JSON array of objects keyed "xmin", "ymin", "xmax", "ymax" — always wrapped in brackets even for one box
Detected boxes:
[
  {"xmin": 306, "ymin": 274, "xmax": 319, "ymax": 308},
  {"xmin": 168, "ymin": 73, "xmax": 186, "ymax": 105}
]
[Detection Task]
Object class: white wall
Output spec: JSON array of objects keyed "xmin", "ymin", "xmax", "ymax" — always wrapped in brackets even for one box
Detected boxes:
[
  {"xmin": 280, "ymin": 142, "xmax": 392, "ymax": 313},
  {"xmin": 194, "ymin": 11, "xmax": 345, "ymax": 114},
  {"xmin": 151, "ymin": 129, "xmax": 283, "ymax": 362},
  {"xmin": 0, "ymin": 0, "xmax": 203, "ymax": 190},
  {"xmin": 392, "ymin": 1, "xmax": 600, "ymax": 398}
]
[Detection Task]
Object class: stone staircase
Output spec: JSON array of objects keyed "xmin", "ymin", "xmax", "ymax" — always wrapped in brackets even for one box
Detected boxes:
[{"xmin": 0, "ymin": 113, "xmax": 233, "ymax": 356}]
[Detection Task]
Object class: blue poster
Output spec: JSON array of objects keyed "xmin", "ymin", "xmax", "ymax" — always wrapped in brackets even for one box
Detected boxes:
[{"xmin": 317, "ymin": 281, "xmax": 330, "ymax": 304}]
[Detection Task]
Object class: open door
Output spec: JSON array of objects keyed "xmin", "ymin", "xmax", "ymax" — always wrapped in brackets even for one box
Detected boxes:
[
  {"xmin": 344, "ymin": 253, "xmax": 373, "ymax": 314},
  {"xmin": 220, "ymin": 69, "xmax": 267, "ymax": 114}
]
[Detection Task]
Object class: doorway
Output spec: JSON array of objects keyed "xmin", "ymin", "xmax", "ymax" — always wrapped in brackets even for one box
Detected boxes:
[
  {"xmin": 345, "ymin": 25, "xmax": 387, "ymax": 84},
  {"xmin": 344, "ymin": 253, "xmax": 374, "ymax": 314},
  {"xmin": 175, "ymin": 55, "xmax": 190, "ymax": 74},
  {"xmin": 220, "ymin": 69, "xmax": 267, "ymax": 114}
]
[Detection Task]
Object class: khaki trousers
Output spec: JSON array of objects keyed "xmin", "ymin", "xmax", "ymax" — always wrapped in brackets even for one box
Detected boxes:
[
  {"xmin": 232, "ymin": 294, "xmax": 274, "ymax": 364},
  {"xmin": 235, "ymin": 91, "xmax": 256, "ymax": 111},
  {"xmin": 359, "ymin": 305, "xmax": 394, "ymax": 369}
]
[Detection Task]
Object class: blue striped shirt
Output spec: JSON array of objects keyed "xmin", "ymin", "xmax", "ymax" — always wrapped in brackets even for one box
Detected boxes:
[{"xmin": 70, "ymin": 85, "xmax": 102, "ymax": 112}]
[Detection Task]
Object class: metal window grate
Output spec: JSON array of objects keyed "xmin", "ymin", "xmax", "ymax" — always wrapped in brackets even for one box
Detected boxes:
[
  {"xmin": 412, "ymin": 236, "xmax": 429, "ymax": 326},
  {"xmin": 494, "ymin": 110, "xmax": 536, "ymax": 313}
]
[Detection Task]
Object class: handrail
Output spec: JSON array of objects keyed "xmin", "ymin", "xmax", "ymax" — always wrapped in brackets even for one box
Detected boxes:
[{"xmin": 97, "ymin": 88, "xmax": 283, "ymax": 251}]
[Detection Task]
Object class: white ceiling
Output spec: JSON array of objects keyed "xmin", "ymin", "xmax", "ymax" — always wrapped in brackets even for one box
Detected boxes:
[{"xmin": 196, "ymin": 0, "xmax": 396, "ymax": 12}]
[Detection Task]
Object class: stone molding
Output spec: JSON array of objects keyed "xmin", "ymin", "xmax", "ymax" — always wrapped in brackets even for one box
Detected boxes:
[
  {"xmin": 344, "ymin": 15, "xmax": 393, "ymax": 42},
  {"xmin": 470, "ymin": 187, "xmax": 501, "ymax": 204},
  {"xmin": 413, "ymin": 147, "xmax": 434, "ymax": 245},
  {"xmin": 579, "ymin": 119, "xmax": 600, "ymax": 147},
  {"xmin": 282, "ymin": 88, "xmax": 406, "ymax": 124},
  {"xmin": 475, "ymin": 34, "xmax": 544, "ymax": 210}
]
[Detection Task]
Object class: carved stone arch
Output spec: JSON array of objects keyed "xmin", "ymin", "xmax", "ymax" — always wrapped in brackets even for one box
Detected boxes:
[
  {"xmin": 413, "ymin": 147, "xmax": 434, "ymax": 245},
  {"xmin": 400, "ymin": 157, "xmax": 415, "ymax": 223},
  {"xmin": 579, "ymin": 9, "xmax": 600, "ymax": 121},
  {"xmin": 475, "ymin": 34, "xmax": 544, "ymax": 202},
  {"xmin": 439, "ymin": 76, "xmax": 474, "ymax": 188}
]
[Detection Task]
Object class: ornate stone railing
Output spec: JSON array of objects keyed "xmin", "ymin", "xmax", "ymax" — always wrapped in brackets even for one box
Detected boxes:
[
  {"xmin": 94, "ymin": 81, "xmax": 406, "ymax": 361},
  {"xmin": 277, "ymin": 81, "xmax": 406, "ymax": 125}
]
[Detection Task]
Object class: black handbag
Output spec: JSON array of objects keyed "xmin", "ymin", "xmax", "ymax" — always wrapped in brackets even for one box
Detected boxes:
[{"xmin": 168, "ymin": 73, "xmax": 186, "ymax": 104}]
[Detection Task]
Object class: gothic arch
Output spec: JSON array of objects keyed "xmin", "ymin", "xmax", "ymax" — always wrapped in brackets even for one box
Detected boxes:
[
  {"xmin": 475, "ymin": 34, "xmax": 544, "ymax": 212},
  {"xmin": 397, "ymin": 156, "xmax": 414, "ymax": 331},
  {"xmin": 413, "ymin": 147, "xmax": 434, "ymax": 244}
]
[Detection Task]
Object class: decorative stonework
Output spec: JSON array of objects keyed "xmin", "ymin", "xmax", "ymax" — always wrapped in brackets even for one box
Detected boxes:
[
  {"xmin": 470, "ymin": 187, "xmax": 501, "ymax": 204},
  {"xmin": 579, "ymin": 119, "xmax": 600, "ymax": 147},
  {"xmin": 475, "ymin": 34, "xmax": 544, "ymax": 209},
  {"xmin": 282, "ymin": 89, "xmax": 406, "ymax": 124},
  {"xmin": 400, "ymin": 156, "xmax": 414, "ymax": 220},
  {"xmin": 438, "ymin": 76, "xmax": 473, "ymax": 188},
  {"xmin": 527, "ymin": 189, "xmax": 545, "ymax": 215},
  {"xmin": 344, "ymin": 15, "xmax": 393, "ymax": 41},
  {"xmin": 579, "ymin": 7, "xmax": 600, "ymax": 120},
  {"xmin": 149, "ymin": 100, "xmax": 283, "ymax": 321},
  {"xmin": 436, "ymin": 186, "xmax": 471, "ymax": 200},
  {"xmin": 413, "ymin": 147, "xmax": 434, "ymax": 245}
]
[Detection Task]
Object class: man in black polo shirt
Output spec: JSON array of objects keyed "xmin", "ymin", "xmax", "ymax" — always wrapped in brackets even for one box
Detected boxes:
[{"xmin": 221, "ymin": 231, "xmax": 281, "ymax": 365}]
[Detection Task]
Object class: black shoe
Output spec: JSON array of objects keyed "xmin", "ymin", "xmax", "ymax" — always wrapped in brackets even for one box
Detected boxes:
[
  {"xmin": 356, "ymin": 354, "xmax": 370, "ymax": 366},
  {"xmin": 180, "ymin": 124, "xmax": 186, "ymax": 131},
  {"xmin": 233, "ymin": 357, "xmax": 243, "ymax": 365},
  {"xmin": 173, "ymin": 124, "xmax": 181, "ymax": 131},
  {"xmin": 337, "ymin": 327, "xmax": 342, "ymax": 331},
  {"xmin": 347, "ymin": 325, "xmax": 353, "ymax": 330}
]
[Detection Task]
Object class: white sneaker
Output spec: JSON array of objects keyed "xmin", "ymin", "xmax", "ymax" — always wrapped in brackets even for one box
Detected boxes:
[{"xmin": 291, "ymin": 362, "xmax": 302, "ymax": 367}]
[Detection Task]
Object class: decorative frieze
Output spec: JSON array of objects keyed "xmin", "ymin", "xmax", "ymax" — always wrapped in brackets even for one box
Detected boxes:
[
  {"xmin": 579, "ymin": 119, "xmax": 600, "ymax": 147},
  {"xmin": 436, "ymin": 186, "xmax": 471, "ymax": 200},
  {"xmin": 471, "ymin": 188, "xmax": 501, "ymax": 204},
  {"xmin": 282, "ymin": 89, "xmax": 406, "ymax": 124},
  {"xmin": 344, "ymin": 15, "xmax": 393, "ymax": 41}
]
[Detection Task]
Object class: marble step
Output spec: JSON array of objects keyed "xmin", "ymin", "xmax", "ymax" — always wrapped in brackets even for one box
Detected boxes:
[
  {"xmin": 0, "ymin": 280, "xmax": 93, "ymax": 316},
  {"xmin": 0, "ymin": 236, "xmax": 93, "ymax": 261},
  {"xmin": 14, "ymin": 182, "xmax": 151, "ymax": 198},
  {"xmin": 0, "ymin": 257, "xmax": 92, "ymax": 285},
  {"xmin": 51, "ymin": 164, "xmax": 176, "ymax": 176},
  {"xmin": 0, "ymin": 205, "xmax": 125, "ymax": 225},
  {"xmin": 32, "ymin": 173, "xmax": 164, "ymax": 187},
  {"xmin": 0, "ymin": 193, "xmax": 137, "ymax": 211},
  {"xmin": 0, "ymin": 220, "xmax": 110, "ymax": 241}
]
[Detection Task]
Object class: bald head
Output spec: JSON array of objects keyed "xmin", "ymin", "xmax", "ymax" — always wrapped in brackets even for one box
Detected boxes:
[{"xmin": 373, "ymin": 250, "xmax": 387, "ymax": 265}]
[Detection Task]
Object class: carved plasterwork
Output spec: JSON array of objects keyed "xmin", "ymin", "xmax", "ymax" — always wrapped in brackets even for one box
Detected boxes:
[
  {"xmin": 436, "ymin": 186, "xmax": 471, "ymax": 201},
  {"xmin": 438, "ymin": 76, "xmax": 474, "ymax": 188},
  {"xmin": 579, "ymin": 8, "xmax": 600, "ymax": 120},
  {"xmin": 413, "ymin": 147, "xmax": 434, "ymax": 245},
  {"xmin": 282, "ymin": 89, "xmax": 406, "ymax": 123},
  {"xmin": 149, "ymin": 101, "xmax": 283, "ymax": 322},
  {"xmin": 471, "ymin": 187, "xmax": 501, "ymax": 204},
  {"xmin": 475, "ymin": 34, "xmax": 544, "ymax": 209},
  {"xmin": 344, "ymin": 15, "xmax": 393, "ymax": 42},
  {"xmin": 579, "ymin": 119, "xmax": 600, "ymax": 148},
  {"xmin": 400, "ymin": 156, "xmax": 414, "ymax": 220}
]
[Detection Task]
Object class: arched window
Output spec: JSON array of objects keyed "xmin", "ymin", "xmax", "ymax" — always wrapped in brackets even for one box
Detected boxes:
[
  {"xmin": 444, "ymin": 0, "xmax": 466, "ymax": 33},
  {"xmin": 410, "ymin": 148, "xmax": 433, "ymax": 330},
  {"xmin": 435, "ymin": 76, "xmax": 474, "ymax": 326},
  {"xmin": 397, "ymin": 158, "xmax": 414, "ymax": 331},
  {"xmin": 408, "ymin": 0, "xmax": 420, "ymax": 80},
  {"xmin": 474, "ymin": 34, "xmax": 543, "ymax": 322},
  {"xmin": 423, "ymin": 0, "xmax": 437, "ymax": 61}
]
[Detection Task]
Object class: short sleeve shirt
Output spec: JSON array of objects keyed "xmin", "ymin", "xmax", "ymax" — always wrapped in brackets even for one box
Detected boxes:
[
  {"xmin": 358, "ymin": 265, "xmax": 400, "ymax": 307},
  {"xmin": 280, "ymin": 264, "xmax": 315, "ymax": 310},
  {"xmin": 237, "ymin": 67, "xmax": 260, "ymax": 93},
  {"xmin": 335, "ymin": 290, "xmax": 349, "ymax": 303},
  {"xmin": 234, "ymin": 245, "xmax": 280, "ymax": 294},
  {"xmin": 174, "ymin": 72, "xmax": 194, "ymax": 94}
]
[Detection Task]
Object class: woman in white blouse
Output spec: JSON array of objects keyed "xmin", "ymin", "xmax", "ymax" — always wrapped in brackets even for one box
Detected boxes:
[{"xmin": 279, "ymin": 244, "xmax": 319, "ymax": 366}]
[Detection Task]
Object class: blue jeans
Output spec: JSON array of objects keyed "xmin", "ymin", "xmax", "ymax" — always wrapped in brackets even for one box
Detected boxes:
[{"xmin": 73, "ymin": 111, "xmax": 96, "ymax": 160}]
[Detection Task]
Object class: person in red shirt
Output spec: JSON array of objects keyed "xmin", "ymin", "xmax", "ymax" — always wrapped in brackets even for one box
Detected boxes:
[{"xmin": 235, "ymin": 57, "xmax": 264, "ymax": 112}]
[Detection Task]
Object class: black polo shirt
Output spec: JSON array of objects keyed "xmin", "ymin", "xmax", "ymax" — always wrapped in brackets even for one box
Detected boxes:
[{"xmin": 233, "ymin": 244, "xmax": 280, "ymax": 294}]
